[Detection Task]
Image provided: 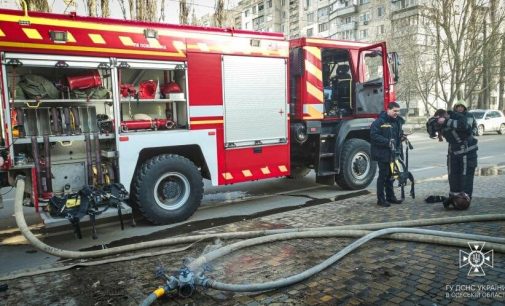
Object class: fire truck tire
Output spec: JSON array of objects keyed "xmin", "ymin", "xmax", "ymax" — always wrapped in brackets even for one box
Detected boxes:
[
  {"xmin": 335, "ymin": 139, "xmax": 376, "ymax": 190},
  {"xmin": 133, "ymin": 154, "xmax": 203, "ymax": 225}
]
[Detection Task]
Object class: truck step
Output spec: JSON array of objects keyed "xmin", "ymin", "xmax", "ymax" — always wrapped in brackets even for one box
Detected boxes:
[
  {"xmin": 317, "ymin": 171, "xmax": 337, "ymax": 176},
  {"xmin": 320, "ymin": 133, "xmax": 336, "ymax": 139},
  {"xmin": 319, "ymin": 153, "xmax": 335, "ymax": 158}
]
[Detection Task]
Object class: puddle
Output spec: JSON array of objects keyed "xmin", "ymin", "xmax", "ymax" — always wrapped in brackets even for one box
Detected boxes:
[
  {"xmin": 475, "ymin": 165, "xmax": 505, "ymax": 176},
  {"xmin": 202, "ymin": 191, "xmax": 249, "ymax": 205},
  {"xmin": 79, "ymin": 190, "xmax": 369, "ymax": 252}
]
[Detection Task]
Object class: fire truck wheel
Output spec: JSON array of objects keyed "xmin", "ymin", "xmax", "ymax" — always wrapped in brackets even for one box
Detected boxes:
[
  {"xmin": 133, "ymin": 154, "xmax": 203, "ymax": 225},
  {"xmin": 335, "ymin": 139, "xmax": 376, "ymax": 190}
]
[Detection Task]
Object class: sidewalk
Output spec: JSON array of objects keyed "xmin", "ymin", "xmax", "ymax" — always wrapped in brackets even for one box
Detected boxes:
[{"xmin": 1, "ymin": 175, "xmax": 504, "ymax": 305}]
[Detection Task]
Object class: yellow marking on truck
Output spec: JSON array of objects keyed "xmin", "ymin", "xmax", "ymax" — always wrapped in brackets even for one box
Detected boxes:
[
  {"xmin": 303, "ymin": 46, "xmax": 321, "ymax": 60},
  {"xmin": 222, "ymin": 172, "xmax": 234, "ymax": 180},
  {"xmin": 0, "ymin": 41, "xmax": 186, "ymax": 57},
  {"xmin": 0, "ymin": 13, "xmax": 285, "ymax": 49},
  {"xmin": 197, "ymin": 43, "xmax": 210, "ymax": 52},
  {"xmin": 0, "ymin": 29, "xmax": 5, "ymax": 37},
  {"xmin": 119, "ymin": 36, "xmax": 135, "ymax": 46},
  {"xmin": 89, "ymin": 33, "xmax": 105, "ymax": 44},
  {"xmin": 190, "ymin": 120, "xmax": 223, "ymax": 125},
  {"xmin": 306, "ymin": 82, "xmax": 324, "ymax": 103},
  {"xmin": 242, "ymin": 170, "xmax": 253, "ymax": 177},
  {"xmin": 305, "ymin": 60, "xmax": 322, "ymax": 82},
  {"xmin": 22, "ymin": 28, "xmax": 42, "ymax": 39},
  {"xmin": 261, "ymin": 167, "xmax": 271, "ymax": 175},
  {"xmin": 278, "ymin": 165, "xmax": 288, "ymax": 172},
  {"xmin": 66, "ymin": 32, "xmax": 76, "ymax": 42},
  {"xmin": 303, "ymin": 105, "xmax": 324, "ymax": 120}
]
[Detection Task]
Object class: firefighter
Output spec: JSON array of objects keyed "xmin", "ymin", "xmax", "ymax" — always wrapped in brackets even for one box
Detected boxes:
[
  {"xmin": 429, "ymin": 101, "xmax": 478, "ymax": 207},
  {"xmin": 371, "ymin": 102, "xmax": 405, "ymax": 207}
]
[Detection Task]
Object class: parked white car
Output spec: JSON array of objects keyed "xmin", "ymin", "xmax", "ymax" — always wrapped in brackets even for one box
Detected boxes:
[{"xmin": 469, "ymin": 109, "xmax": 505, "ymax": 136}]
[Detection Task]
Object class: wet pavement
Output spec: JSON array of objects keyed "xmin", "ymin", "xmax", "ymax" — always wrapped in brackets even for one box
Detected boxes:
[{"xmin": 1, "ymin": 174, "xmax": 504, "ymax": 305}]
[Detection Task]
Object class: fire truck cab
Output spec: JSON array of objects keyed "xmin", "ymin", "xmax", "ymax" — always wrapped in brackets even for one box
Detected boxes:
[{"xmin": 0, "ymin": 8, "xmax": 399, "ymax": 225}]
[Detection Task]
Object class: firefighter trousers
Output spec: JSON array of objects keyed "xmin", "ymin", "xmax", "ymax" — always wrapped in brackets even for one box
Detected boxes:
[
  {"xmin": 447, "ymin": 151, "xmax": 477, "ymax": 198},
  {"xmin": 377, "ymin": 161, "xmax": 395, "ymax": 202}
]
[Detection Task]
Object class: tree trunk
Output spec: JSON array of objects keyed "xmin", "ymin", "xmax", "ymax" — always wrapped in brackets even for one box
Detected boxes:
[
  {"xmin": 26, "ymin": 0, "xmax": 50, "ymax": 12},
  {"xmin": 87, "ymin": 0, "xmax": 97, "ymax": 17},
  {"xmin": 128, "ymin": 0, "xmax": 135, "ymax": 19},
  {"xmin": 499, "ymin": 35, "xmax": 505, "ymax": 111},
  {"xmin": 214, "ymin": 0, "xmax": 225, "ymax": 27},
  {"xmin": 100, "ymin": 0, "xmax": 110, "ymax": 17},
  {"xmin": 179, "ymin": 0, "xmax": 189, "ymax": 25}
]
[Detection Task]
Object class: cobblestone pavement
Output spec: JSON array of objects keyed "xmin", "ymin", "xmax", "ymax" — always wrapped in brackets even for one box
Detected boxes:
[{"xmin": 1, "ymin": 174, "xmax": 504, "ymax": 306}]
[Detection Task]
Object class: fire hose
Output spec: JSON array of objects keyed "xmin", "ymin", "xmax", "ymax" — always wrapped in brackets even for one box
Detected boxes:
[{"xmin": 9, "ymin": 177, "xmax": 505, "ymax": 302}]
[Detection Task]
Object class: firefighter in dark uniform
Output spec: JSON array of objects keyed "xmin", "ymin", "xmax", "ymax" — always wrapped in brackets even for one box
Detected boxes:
[
  {"xmin": 432, "ymin": 101, "xmax": 478, "ymax": 205},
  {"xmin": 370, "ymin": 102, "xmax": 405, "ymax": 207}
]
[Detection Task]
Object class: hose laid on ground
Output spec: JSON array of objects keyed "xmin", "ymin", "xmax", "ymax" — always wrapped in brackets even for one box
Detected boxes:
[
  {"xmin": 13, "ymin": 177, "xmax": 505, "ymax": 260},
  {"xmin": 189, "ymin": 228, "xmax": 505, "ymax": 292}
]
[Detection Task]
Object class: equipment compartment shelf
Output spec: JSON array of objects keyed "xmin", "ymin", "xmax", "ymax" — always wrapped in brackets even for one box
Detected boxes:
[
  {"xmin": 119, "ymin": 99, "xmax": 186, "ymax": 103},
  {"xmin": 12, "ymin": 133, "xmax": 115, "ymax": 144},
  {"xmin": 10, "ymin": 99, "xmax": 113, "ymax": 104}
]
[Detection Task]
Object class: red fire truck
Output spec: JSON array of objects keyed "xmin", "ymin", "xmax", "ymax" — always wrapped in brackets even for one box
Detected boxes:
[{"xmin": 0, "ymin": 7, "xmax": 399, "ymax": 225}]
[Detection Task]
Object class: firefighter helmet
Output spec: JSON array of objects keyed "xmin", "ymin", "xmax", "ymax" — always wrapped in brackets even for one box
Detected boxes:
[
  {"xmin": 452, "ymin": 192, "xmax": 471, "ymax": 210},
  {"xmin": 453, "ymin": 100, "xmax": 468, "ymax": 111}
]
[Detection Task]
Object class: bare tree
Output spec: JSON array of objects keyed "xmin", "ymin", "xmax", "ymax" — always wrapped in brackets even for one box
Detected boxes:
[
  {"xmin": 117, "ymin": 0, "xmax": 128, "ymax": 19},
  {"xmin": 426, "ymin": 0, "xmax": 505, "ymax": 110},
  {"xmin": 179, "ymin": 0, "xmax": 189, "ymax": 25},
  {"xmin": 25, "ymin": 0, "xmax": 50, "ymax": 12},
  {"xmin": 87, "ymin": 0, "xmax": 97, "ymax": 16},
  {"xmin": 160, "ymin": 0, "xmax": 166, "ymax": 22},
  {"xmin": 191, "ymin": 7, "xmax": 198, "ymax": 25},
  {"xmin": 214, "ymin": 0, "xmax": 225, "ymax": 27},
  {"xmin": 499, "ymin": 34, "xmax": 505, "ymax": 111},
  {"xmin": 128, "ymin": 0, "xmax": 135, "ymax": 19},
  {"xmin": 100, "ymin": 0, "xmax": 110, "ymax": 17}
]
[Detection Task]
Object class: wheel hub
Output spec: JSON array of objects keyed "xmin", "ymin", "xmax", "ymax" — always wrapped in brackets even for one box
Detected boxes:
[
  {"xmin": 162, "ymin": 180, "xmax": 182, "ymax": 200},
  {"xmin": 154, "ymin": 172, "xmax": 190, "ymax": 211},
  {"xmin": 351, "ymin": 153, "xmax": 370, "ymax": 180}
]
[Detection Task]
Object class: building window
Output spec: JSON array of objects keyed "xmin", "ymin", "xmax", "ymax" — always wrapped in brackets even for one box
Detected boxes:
[
  {"xmin": 268, "ymin": 0, "xmax": 272, "ymax": 8},
  {"xmin": 342, "ymin": 30, "xmax": 355, "ymax": 40},
  {"xmin": 305, "ymin": 0, "xmax": 310, "ymax": 7},
  {"xmin": 317, "ymin": 6, "xmax": 330, "ymax": 18},
  {"xmin": 360, "ymin": 12, "xmax": 370, "ymax": 22},
  {"xmin": 281, "ymin": 25, "xmax": 285, "ymax": 32},
  {"xmin": 359, "ymin": 0, "xmax": 369, "ymax": 4},
  {"xmin": 282, "ymin": 11, "xmax": 286, "ymax": 19},
  {"xmin": 281, "ymin": 0, "xmax": 285, "ymax": 6},
  {"xmin": 307, "ymin": 28, "xmax": 314, "ymax": 37},
  {"xmin": 258, "ymin": 3, "xmax": 264, "ymax": 12},
  {"xmin": 377, "ymin": 6, "xmax": 384, "ymax": 17},
  {"xmin": 360, "ymin": 29, "xmax": 368, "ymax": 39},
  {"xmin": 343, "ymin": 16, "xmax": 352, "ymax": 24},
  {"xmin": 307, "ymin": 12, "xmax": 314, "ymax": 22},
  {"xmin": 253, "ymin": 16, "xmax": 264, "ymax": 29},
  {"xmin": 378, "ymin": 24, "xmax": 385, "ymax": 34},
  {"xmin": 245, "ymin": 22, "xmax": 250, "ymax": 29},
  {"xmin": 245, "ymin": 9, "xmax": 249, "ymax": 17},
  {"xmin": 319, "ymin": 22, "xmax": 329, "ymax": 32},
  {"xmin": 252, "ymin": 5, "xmax": 257, "ymax": 14}
]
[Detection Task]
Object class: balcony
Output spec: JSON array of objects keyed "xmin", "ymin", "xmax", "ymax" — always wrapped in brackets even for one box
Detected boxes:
[
  {"xmin": 336, "ymin": 21, "xmax": 358, "ymax": 32},
  {"xmin": 334, "ymin": 5, "xmax": 357, "ymax": 17}
]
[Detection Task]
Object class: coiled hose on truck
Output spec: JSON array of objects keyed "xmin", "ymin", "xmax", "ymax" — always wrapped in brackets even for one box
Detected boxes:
[{"xmin": 9, "ymin": 177, "xmax": 505, "ymax": 304}]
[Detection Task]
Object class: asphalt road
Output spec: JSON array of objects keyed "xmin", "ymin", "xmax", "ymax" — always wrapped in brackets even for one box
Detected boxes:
[{"xmin": 0, "ymin": 132, "xmax": 504, "ymax": 276}]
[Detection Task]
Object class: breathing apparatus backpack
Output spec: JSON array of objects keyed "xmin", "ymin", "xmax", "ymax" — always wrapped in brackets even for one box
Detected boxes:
[{"xmin": 389, "ymin": 137, "xmax": 415, "ymax": 200}]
